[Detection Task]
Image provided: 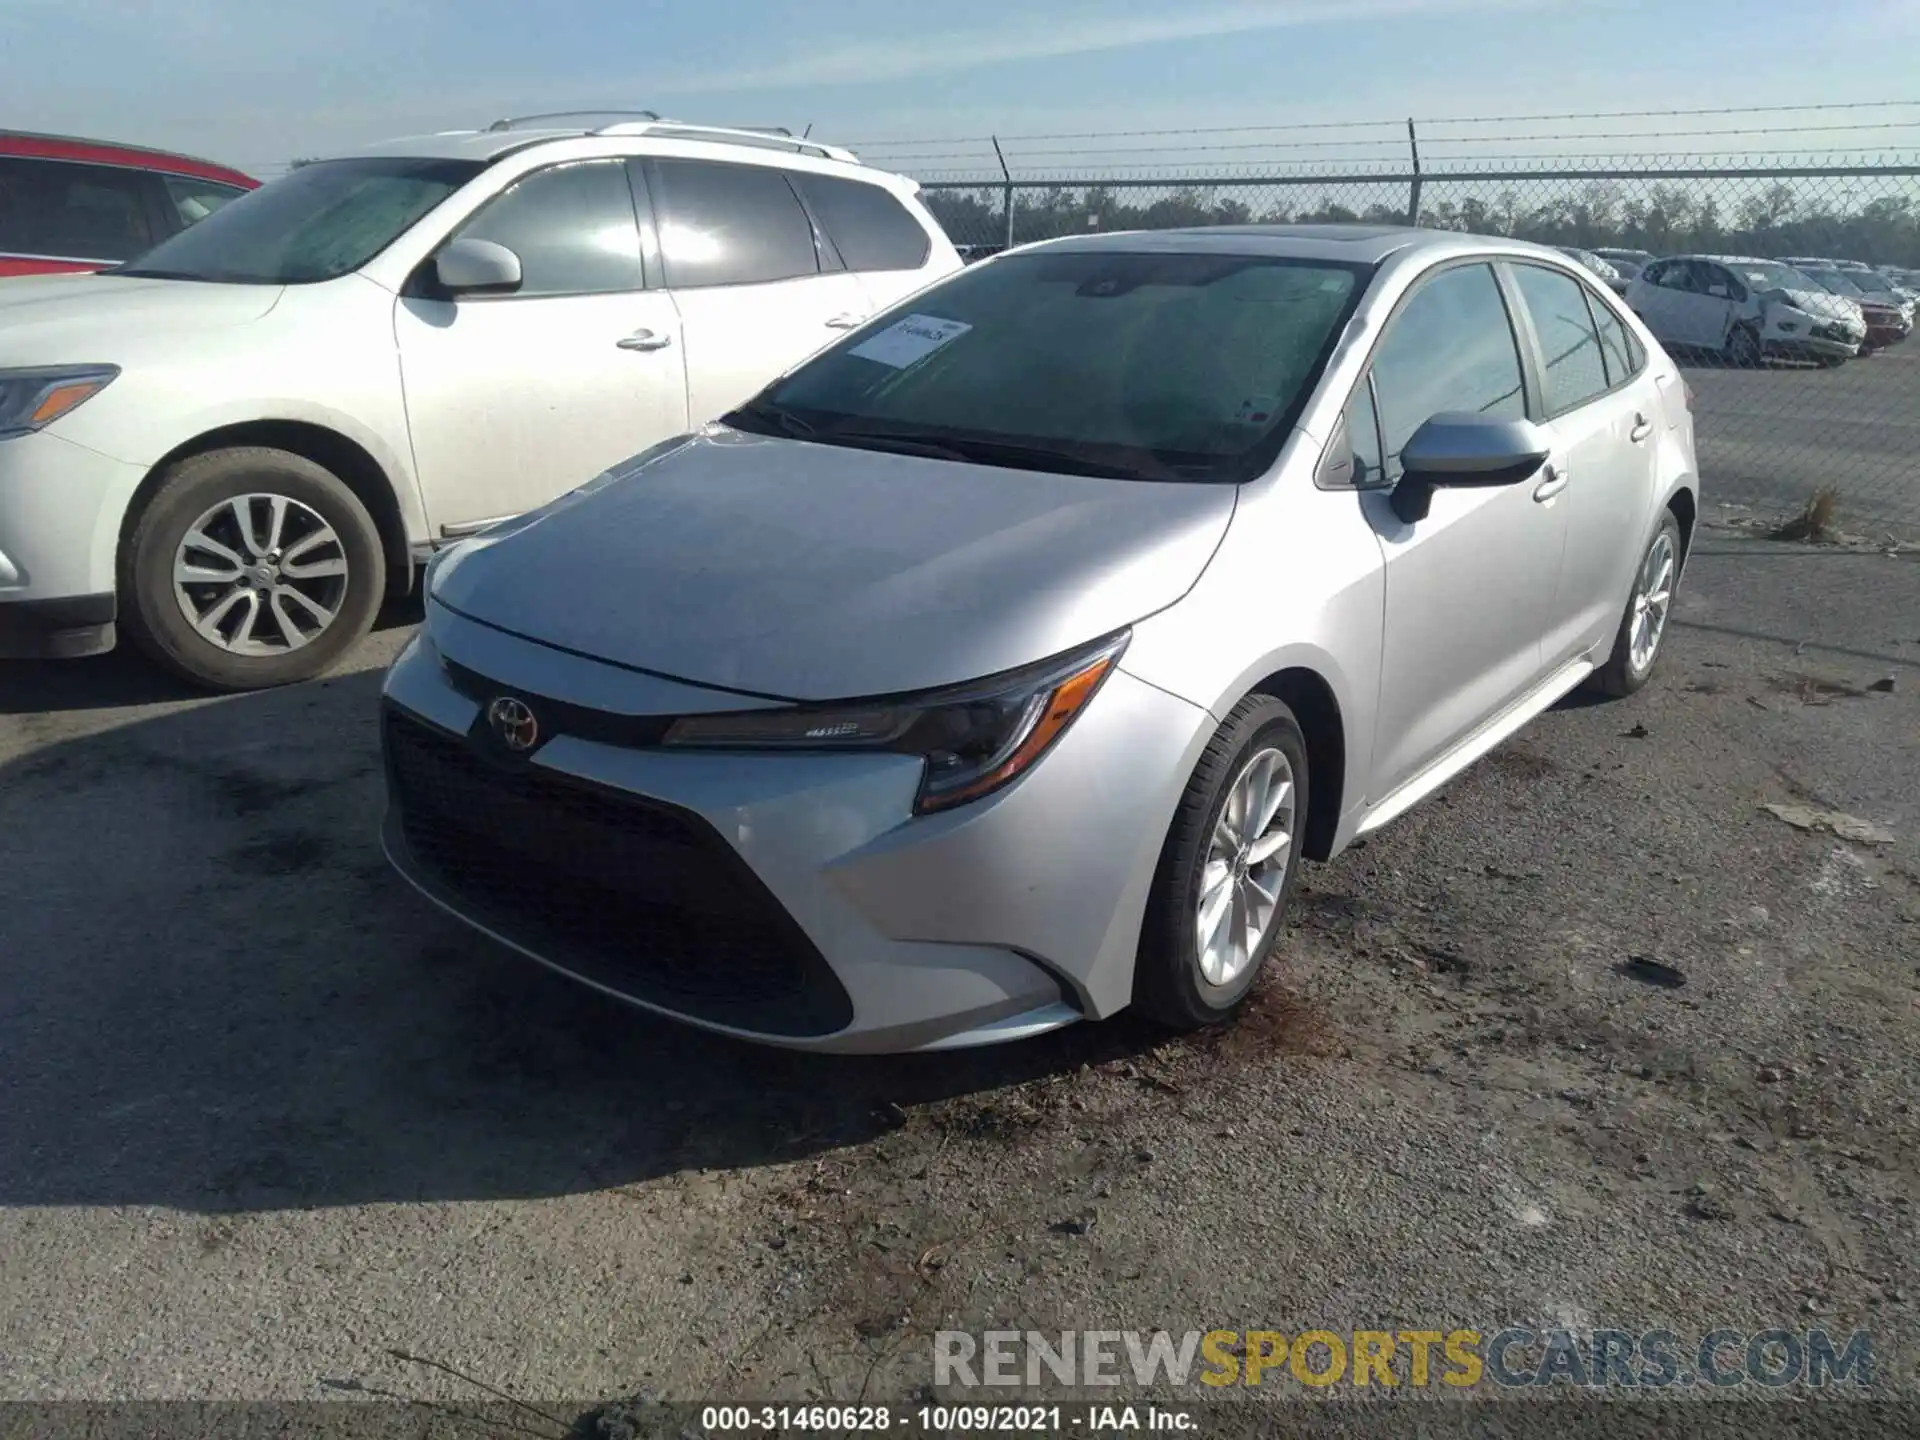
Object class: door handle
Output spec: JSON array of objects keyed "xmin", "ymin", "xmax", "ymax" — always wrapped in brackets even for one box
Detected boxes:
[
  {"xmin": 617, "ymin": 329, "xmax": 673, "ymax": 351},
  {"xmin": 1629, "ymin": 413, "xmax": 1653, "ymax": 443},
  {"xmin": 1532, "ymin": 464, "xmax": 1569, "ymax": 503},
  {"xmin": 824, "ymin": 313, "xmax": 865, "ymax": 330}
]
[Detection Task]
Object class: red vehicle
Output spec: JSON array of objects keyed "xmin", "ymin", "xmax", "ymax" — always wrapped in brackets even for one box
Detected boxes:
[{"xmin": 0, "ymin": 130, "xmax": 257, "ymax": 277}]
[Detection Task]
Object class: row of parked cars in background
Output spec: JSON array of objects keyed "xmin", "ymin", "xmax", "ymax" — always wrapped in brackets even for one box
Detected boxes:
[{"xmin": 1557, "ymin": 244, "xmax": 1917, "ymax": 366}]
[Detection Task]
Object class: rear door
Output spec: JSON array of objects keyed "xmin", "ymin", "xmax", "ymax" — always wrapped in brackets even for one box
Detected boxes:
[
  {"xmin": 643, "ymin": 157, "xmax": 871, "ymax": 422},
  {"xmin": 395, "ymin": 158, "xmax": 689, "ymax": 533},
  {"xmin": 1666, "ymin": 260, "xmax": 1733, "ymax": 347},
  {"xmin": 1505, "ymin": 261, "xmax": 1657, "ymax": 664},
  {"xmin": 1361, "ymin": 260, "xmax": 1569, "ymax": 800}
]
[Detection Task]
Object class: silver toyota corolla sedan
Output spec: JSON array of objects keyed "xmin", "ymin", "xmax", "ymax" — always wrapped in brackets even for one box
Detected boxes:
[{"xmin": 380, "ymin": 225, "xmax": 1698, "ymax": 1053}]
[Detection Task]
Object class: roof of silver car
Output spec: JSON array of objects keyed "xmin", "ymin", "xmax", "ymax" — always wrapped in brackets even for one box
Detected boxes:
[{"xmin": 1019, "ymin": 224, "xmax": 1555, "ymax": 265}]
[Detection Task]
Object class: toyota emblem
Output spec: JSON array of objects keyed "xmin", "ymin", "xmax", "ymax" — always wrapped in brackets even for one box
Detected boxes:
[{"xmin": 486, "ymin": 696, "xmax": 539, "ymax": 752}]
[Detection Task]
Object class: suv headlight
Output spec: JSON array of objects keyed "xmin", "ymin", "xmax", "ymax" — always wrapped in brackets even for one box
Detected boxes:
[
  {"xmin": 663, "ymin": 631, "xmax": 1129, "ymax": 814},
  {"xmin": 0, "ymin": 365, "xmax": 120, "ymax": 438}
]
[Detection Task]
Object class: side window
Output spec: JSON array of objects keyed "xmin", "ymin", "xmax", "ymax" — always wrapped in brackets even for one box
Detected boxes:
[
  {"xmin": 1369, "ymin": 263, "xmax": 1527, "ymax": 483},
  {"xmin": 454, "ymin": 160, "xmax": 642, "ymax": 297},
  {"xmin": 795, "ymin": 174, "xmax": 931, "ymax": 272},
  {"xmin": 162, "ymin": 175, "xmax": 247, "ymax": 230},
  {"xmin": 1510, "ymin": 264, "xmax": 1610, "ymax": 414},
  {"xmin": 1587, "ymin": 288, "xmax": 1641, "ymax": 386},
  {"xmin": 650, "ymin": 159, "xmax": 821, "ymax": 288},
  {"xmin": 0, "ymin": 156, "xmax": 153, "ymax": 260},
  {"xmin": 1343, "ymin": 381, "xmax": 1387, "ymax": 489}
]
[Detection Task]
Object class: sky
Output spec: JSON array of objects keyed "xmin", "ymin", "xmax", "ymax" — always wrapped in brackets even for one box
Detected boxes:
[{"xmin": 4, "ymin": 0, "xmax": 1919, "ymax": 177}]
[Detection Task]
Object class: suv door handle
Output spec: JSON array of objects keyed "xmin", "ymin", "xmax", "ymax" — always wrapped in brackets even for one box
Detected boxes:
[
  {"xmin": 824, "ymin": 313, "xmax": 865, "ymax": 330},
  {"xmin": 1532, "ymin": 464, "xmax": 1569, "ymax": 503},
  {"xmin": 1629, "ymin": 413, "xmax": 1653, "ymax": 443},
  {"xmin": 617, "ymin": 329, "xmax": 673, "ymax": 351}
]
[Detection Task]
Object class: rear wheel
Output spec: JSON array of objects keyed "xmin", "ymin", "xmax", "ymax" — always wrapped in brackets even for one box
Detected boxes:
[
  {"xmin": 120, "ymin": 446, "xmax": 386, "ymax": 691},
  {"xmin": 1588, "ymin": 511, "xmax": 1682, "ymax": 699},
  {"xmin": 1133, "ymin": 695, "xmax": 1309, "ymax": 1030}
]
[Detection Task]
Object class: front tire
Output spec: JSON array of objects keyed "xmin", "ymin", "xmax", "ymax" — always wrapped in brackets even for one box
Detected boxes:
[
  {"xmin": 1725, "ymin": 323, "xmax": 1763, "ymax": 368},
  {"xmin": 120, "ymin": 446, "xmax": 386, "ymax": 691},
  {"xmin": 1588, "ymin": 510, "xmax": 1683, "ymax": 699},
  {"xmin": 1133, "ymin": 695, "xmax": 1309, "ymax": 1030}
]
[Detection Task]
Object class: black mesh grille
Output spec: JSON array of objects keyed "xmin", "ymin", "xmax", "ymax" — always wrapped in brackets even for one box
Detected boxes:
[{"xmin": 382, "ymin": 705, "xmax": 853, "ymax": 1037}]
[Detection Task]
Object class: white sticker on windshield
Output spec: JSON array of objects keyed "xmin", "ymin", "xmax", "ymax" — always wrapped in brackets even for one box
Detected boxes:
[{"xmin": 848, "ymin": 314, "xmax": 973, "ymax": 369}]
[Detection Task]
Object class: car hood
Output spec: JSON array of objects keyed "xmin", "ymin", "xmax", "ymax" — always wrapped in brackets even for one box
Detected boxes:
[
  {"xmin": 1776, "ymin": 289, "xmax": 1863, "ymax": 323},
  {"xmin": 430, "ymin": 427, "xmax": 1238, "ymax": 701},
  {"xmin": 0, "ymin": 273, "xmax": 282, "ymax": 359}
]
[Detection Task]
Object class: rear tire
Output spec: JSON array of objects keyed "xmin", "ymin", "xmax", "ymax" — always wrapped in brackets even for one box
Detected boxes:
[
  {"xmin": 1588, "ymin": 510, "xmax": 1683, "ymax": 699},
  {"xmin": 1133, "ymin": 695, "xmax": 1309, "ymax": 1031},
  {"xmin": 120, "ymin": 446, "xmax": 386, "ymax": 691}
]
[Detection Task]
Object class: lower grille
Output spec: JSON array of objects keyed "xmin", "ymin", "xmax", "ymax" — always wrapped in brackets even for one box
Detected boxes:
[{"xmin": 382, "ymin": 705, "xmax": 853, "ymax": 1037}]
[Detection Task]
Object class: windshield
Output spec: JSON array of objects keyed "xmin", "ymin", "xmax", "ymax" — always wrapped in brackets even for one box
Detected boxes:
[
  {"xmin": 1731, "ymin": 261, "xmax": 1816, "ymax": 293},
  {"xmin": 1805, "ymin": 270, "xmax": 1866, "ymax": 297},
  {"xmin": 736, "ymin": 250, "xmax": 1367, "ymax": 484},
  {"xmin": 113, "ymin": 157, "xmax": 483, "ymax": 284}
]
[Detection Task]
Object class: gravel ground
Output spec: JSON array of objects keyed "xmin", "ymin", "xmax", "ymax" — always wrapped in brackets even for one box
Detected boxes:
[{"xmin": 1, "ymin": 524, "xmax": 1916, "ymax": 1418}]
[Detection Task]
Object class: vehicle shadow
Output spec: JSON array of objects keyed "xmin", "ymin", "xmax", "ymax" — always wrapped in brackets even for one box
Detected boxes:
[
  {"xmin": 0, "ymin": 594, "xmax": 425, "ymax": 717},
  {"xmin": 0, "ymin": 658, "xmax": 1166, "ymax": 1214}
]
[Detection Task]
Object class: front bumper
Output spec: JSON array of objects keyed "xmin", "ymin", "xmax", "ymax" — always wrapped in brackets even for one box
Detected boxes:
[
  {"xmin": 1765, "ymin": 334, "xmax": 1859, "ymax": 362},
  {"xmin": 378, "ymin": 607, "xmax": 1211, "ymax": 1052},
  {"xmin": 0, "ymin": 429, "xmax": 149, "ymax": 656}
]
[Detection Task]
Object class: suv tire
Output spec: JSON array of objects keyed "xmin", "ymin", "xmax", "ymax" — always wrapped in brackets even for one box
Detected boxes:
[{"xmin": 120, "ymin": 446, "xmax": 386, "ymax": 691}]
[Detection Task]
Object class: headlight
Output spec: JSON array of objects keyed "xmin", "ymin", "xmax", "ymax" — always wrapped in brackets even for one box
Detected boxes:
[
  {"xmin": 663, "ymin": 631, "xmax": 1129, "ymax": 814},
  {"xmin": 0, "ymin": 365, "xmax": 119, "ymax": 438}
]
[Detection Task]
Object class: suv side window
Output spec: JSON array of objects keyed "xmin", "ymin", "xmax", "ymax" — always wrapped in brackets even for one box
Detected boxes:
[
  {"xmin": 0, "ymin": 156, "xmax": 154, "ymax": 261},
  {"xmin": 650, "ymin": 159, "xmax": 822, "ymax": 288},
  {"xmin": 1369, "ymin": 263, "xmax": 1527, "ymax": 483},
  {"xmin": 1510, "ymin": 263, "xmax": 1610, "ymax": 414},
  {"xmin": 162, "ymin": 175, "xmax": 248, "ymax": 230},
  {"xmin": 795, "ymin": 173, "xmax": 930, "ymax": 272},
  {"xmin": 454, "ymin": 160, "xmax": 643, "ymax": 297}
]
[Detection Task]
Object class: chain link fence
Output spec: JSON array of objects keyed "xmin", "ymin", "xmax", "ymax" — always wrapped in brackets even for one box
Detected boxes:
[{"xmin": 902, "ymin": 153, "xmax": 1920, "ymax": 541}]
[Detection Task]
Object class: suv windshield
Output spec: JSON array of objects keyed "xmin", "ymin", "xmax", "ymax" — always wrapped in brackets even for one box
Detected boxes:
[
  {"xmin": 733, "ymin": 250, "xmax": 1367, "ymax": 484},
  {"xmin": 113, "ymin": 156, "xmax": 482, "ymax": 284},
  {"xmin": 1807, "ymin": 271, "xmax": 1868, "ymax": 297}
]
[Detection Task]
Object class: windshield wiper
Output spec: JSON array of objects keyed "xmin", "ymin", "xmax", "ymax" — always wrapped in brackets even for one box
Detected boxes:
[
  {"xmin": 723, "ymin": 399, "xmax": 817, "ymax": 440},
  {"xmin": 826, "ymin": 426, "xmax": 1177, "ymax": 482}
]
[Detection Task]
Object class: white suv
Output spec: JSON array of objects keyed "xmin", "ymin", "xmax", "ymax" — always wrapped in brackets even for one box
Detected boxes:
[{"xmin": 0, "ymin": 114, "xmax": 960, "ymax": 687}]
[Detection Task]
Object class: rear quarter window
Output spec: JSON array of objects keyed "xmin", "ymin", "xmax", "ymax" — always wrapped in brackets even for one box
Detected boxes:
[{"xmin": 797, "ymin": 173, "xmax": 932, "ymax": 273}]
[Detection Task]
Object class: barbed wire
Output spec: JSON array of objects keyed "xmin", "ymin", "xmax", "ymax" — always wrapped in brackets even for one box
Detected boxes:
[{"xmin": 847, "ymin": 100, "xmax": 1920, "ymax": 151}]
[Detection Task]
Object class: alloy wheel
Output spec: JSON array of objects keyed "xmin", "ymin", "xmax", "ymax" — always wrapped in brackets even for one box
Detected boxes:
[
  {"xmin": 172, "ymin": 493, "xmax": 350, "ymax": 655},
  {"xmin": 1195, "ymin": 746, "xmax": 1296, "ymax": 988},
  {"xmin": 1628, "ymin": 531, "xmax": 1676, "ymax": 674}
]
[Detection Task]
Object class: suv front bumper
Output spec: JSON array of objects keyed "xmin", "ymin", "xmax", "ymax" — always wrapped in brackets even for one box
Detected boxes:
[{"xmin": 0, "ymin": 430, "xmax": 148, "ymax": 657}]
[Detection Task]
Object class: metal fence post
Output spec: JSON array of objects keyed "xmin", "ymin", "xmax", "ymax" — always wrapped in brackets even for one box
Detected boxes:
[
  {"xmin": 992, "ymin": 135, "xmax": 1015, "ymax": 249},
  {"xmin": 1406, "ymin": 118, "xmax": 1423, "ymax": 227}
]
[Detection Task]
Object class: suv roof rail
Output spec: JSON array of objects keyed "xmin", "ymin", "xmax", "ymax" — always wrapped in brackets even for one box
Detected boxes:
[
  {"xmin": 486, "ymin": 109, "xmax": 661, "ymax": 132},
  {"xmin": 589, "ymin": 118, "xmax": 859, "ymax": 164}
]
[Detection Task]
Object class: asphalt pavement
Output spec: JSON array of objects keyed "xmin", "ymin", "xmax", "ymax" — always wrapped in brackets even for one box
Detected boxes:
[
  {"xmin": 0, "ymin": 525, "xmax": 1916, "ymax": 1414},
  {"xmin": 1685, "ymin": 344, "xmax": 1920, "ymax": 538}
]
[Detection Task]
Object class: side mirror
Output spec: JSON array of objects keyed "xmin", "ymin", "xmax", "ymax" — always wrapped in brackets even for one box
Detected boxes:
[
  {"xmin": 432, "ymin": 238, "xmax": 523, "ymax": 297},
  {"xmin": 1389, "ymin": 413, "xmax": 1552, "ymax": 524}
]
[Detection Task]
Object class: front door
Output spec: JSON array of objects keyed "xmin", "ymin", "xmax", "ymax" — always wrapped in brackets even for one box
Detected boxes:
[
  {"xmin": 644, "ymin": 156, "xmax": 872, "ymax": 423},
  {"xmin": 396, "ymin": 159, "xmax": 689, "ymax": 535},
  {"xmin": 1362, "ymin": 261, "xmax": 1569, "ymax": 800},
  {"xmin": 1506, "ymin": 261, "xmax": 1660, "ymax": 664}
]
